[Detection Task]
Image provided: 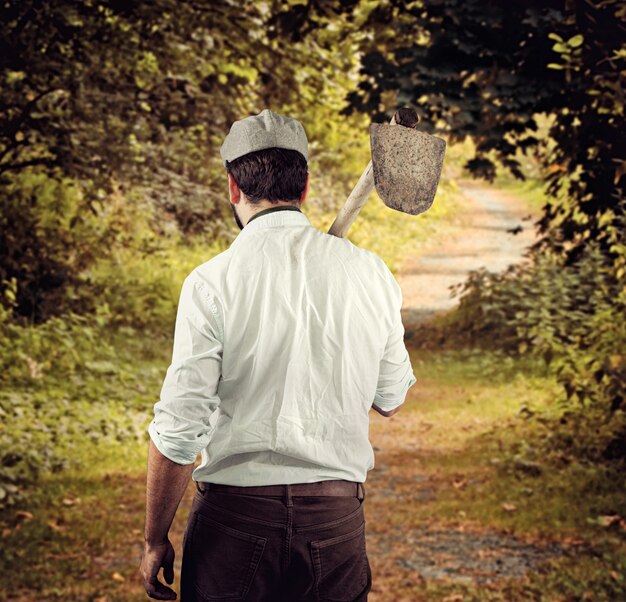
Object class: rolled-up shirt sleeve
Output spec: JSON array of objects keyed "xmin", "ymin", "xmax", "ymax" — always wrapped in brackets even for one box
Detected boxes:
[
  {"xmin": 373, "ymin": 271, "xmax": 417, "ymax": 412},
  {"xmin": 148, "ymin": 271, "xmax": 223, "ymax": 465}
]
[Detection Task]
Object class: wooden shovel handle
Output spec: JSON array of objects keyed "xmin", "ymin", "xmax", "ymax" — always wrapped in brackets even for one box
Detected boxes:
[{"xmin": 327, "ymin": 107, "xmax": 420, "ymax": 238}]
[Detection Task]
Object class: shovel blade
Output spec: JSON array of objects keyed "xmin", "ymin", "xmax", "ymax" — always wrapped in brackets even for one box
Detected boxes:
[{"xmin": 370, "ymin": 123, "xmax": 446, "ymax": 215}]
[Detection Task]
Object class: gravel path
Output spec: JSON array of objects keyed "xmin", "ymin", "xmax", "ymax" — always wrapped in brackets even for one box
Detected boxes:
[{"xmin": 397, "ymin": 180, "xmax": 539, "ymax": 328}]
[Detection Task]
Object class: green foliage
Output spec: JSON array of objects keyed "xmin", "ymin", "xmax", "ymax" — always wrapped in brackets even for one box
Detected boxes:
[
  {"xmin": 84, "ymin": 238, "xmax": 229, "ymax": 330},
  {"xmin": 322, "ymin": 0, "xmax": 626, "ymax": 262},
  {"xmin": 0, "ymin": 226, "xmax": 237, "ymax": 507},
  {"xmin": 0, "ymin": 1, "xmax": 264, "ymax": 191},
  {"xmin": 402, "ymin": 348, "xmax": 626, "ymax": 602},
  {"xmin": 0, "ymin": 0, "xmax": 389, "ymax": 319},
  {"xmin": 0, "ymin": 166, "xmax": 212, "ymax": 324},
  {"xmin": 0, "ymin": 309, "xmax": 124, "ymax": 506},
  {"xmin": 443, "ymin": 218, "xmax": 626, "ymax": 422},
  {"xmin": 0, "ymin": 169, "xmax": 106, "ymax": 321}
]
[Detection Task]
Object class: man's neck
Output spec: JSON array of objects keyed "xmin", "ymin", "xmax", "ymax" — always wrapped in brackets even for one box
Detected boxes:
[{"xmin": 245, "ymin": 202, "xmax": 301, "ymax": 226}]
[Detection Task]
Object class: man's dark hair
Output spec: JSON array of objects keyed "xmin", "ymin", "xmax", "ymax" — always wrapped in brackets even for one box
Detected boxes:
[{"xmin": 225, "ymin": 147, "xmax": 308, "ymax": 205}]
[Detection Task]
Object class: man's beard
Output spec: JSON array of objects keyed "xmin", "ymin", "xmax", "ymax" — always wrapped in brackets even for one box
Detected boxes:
[{"xmin": 231, "ymin": 203, "xmax": 244, "ymax": 230}]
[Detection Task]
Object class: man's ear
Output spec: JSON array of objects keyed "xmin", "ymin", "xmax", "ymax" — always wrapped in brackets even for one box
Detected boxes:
[
  {"xmin": 300, "ymin": 172, "xmax": 310, "ymax": 205},
  {"xmin": 228, "ymin": 173, "xmax": 241, "ymax": 205}
]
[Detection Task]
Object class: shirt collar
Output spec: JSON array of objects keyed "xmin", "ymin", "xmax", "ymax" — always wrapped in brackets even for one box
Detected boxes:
[
  {"xmin": 234, "ymin": 204, "xmax": 312, "ymax": 241},
  {"xmin": 246, "ymin": 204, "xmax": 302, "ymax": 225}
]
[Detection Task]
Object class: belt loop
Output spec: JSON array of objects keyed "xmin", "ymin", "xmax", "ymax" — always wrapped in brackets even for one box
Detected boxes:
[
  {"xmin": 195, "ymin": 481, "xmax": 209, "ymax": 495},
  {"xmin": 285, "ymin": 484, "xmax": 293, "ymax": 507},
  {"xmin": 357, "ymin": 482, "xmax": 365, "ymax": 501}
]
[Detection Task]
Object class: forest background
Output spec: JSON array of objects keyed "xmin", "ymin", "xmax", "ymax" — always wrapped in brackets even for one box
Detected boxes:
[{"xmin": 0, "ymin": 1, "xmax": 624, "ymax": 600}]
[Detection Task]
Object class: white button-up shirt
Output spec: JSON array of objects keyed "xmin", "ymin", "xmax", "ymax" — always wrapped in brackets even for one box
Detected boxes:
[{"xmin": 148, "ymin": 206, "xmax": 416, "ymax": 485}]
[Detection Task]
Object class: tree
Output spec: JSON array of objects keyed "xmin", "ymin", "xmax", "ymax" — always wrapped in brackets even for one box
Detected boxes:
[
  {"xmin": 272, "ymin": 0, "xmax": 626, "ymax": 262},
  {"xmin": 0, "ymin": 0, "xmax": 364, "ymax": 320}
]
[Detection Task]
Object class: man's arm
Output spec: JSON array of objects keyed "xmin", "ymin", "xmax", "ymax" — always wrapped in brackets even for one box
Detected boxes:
[
  {"xmin": 140, "ymin": 272, "xmax": 223, "ymax": 600},
  {"xmin": 144, "ymin": 440, "xmax": 195, "ymax": 546},
  {"xmin": 139, "ymin": 440, "xmax": 195, "ymax": 600}
]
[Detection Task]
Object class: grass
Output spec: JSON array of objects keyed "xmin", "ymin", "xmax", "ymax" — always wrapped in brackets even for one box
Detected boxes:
[
  {"xmin": 365, "ymin": 344, "xmax": 626, "ymax": 601},
  {"xmin": 2, "ymin": 343, "xmax": 625, "ymax": 601},
  {"xmin": 1, "ymin": 434, "xmax": 168, "ymax": 601},
  {"xmin": 491, "ymin": 173, "xmax": 552, "ymax": 214}
]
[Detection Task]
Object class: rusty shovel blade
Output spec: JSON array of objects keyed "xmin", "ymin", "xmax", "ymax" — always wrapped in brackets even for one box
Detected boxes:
[{"xmin": 370, "ymin": 123, "xmax": 446, "ymax": 215}]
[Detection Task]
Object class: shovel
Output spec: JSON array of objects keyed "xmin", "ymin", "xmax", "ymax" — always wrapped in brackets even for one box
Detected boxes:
[{"xmin": 328, "ymin": 107, "xmax": 446, "ymax": 238}]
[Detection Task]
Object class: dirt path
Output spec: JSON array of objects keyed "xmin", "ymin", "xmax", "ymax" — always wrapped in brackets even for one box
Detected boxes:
[
  {"xmin": 364, "ymin": 182, "xmax": 560, "ymax": 598},
  {"xmin": 397, "ymin": 180, "xmax": 539, "ymax": 329}
]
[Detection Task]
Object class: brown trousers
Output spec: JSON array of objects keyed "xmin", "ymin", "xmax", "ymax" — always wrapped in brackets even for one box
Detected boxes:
[{"xmin": 180, "ymin": 481, "xmax": 372, "ymax": 601}]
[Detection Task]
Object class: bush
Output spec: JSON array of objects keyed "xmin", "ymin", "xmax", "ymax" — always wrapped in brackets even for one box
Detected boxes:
[
  {"xmin": 0, "ymin": 169, "xmax": 107, "ymax": 323},
  {"xmin": 0, "ymin": 280, "xmax": 156, "ymax": 508},
  {"xmin": 445, "ymin": 231, "xmax": 626, "ymax": 418},
  {"xmin": 0, "ymin": 230, "xmax": 230, "ymax": 508}
]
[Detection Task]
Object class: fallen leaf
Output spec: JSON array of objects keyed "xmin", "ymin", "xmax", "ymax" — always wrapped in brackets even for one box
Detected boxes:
[
  {"xmin": 15, "ymin": 511, "xmax": 34, "ymax": 522},
  {"xmin": 562, "ymin": 537, "xmax": 586, "ymax": 546},
  {"xmin": 44, "ymin": 552, "xmax": 82, "ymax": 560},
  {"xmin": 47, "ymin": 519, "xmax": 67, "ymax": 533},
  {"xmin": 453, "ymin": 478, "xmax": 467, "ymax": 490},
  {"xmin": 597, "ymin": 515, "xmax": 623, "ymax": 528},
  {"xmin": 443, "ymin": 595, "xmax": 464, "ymax": 602},
  {"xmin": 25, "ymin": 356, "xmax": 44, "ymax": 379},
  {"xmin": 111, "ymin": 572, "xmax": 125, "ymax": 582},
  {"xmin": 502, "ymin": 503, "xmax": 518, "ymax": 513},
  {"xmin": 62, "ymin": 496, "xmax": 81, "ymax": 506}
]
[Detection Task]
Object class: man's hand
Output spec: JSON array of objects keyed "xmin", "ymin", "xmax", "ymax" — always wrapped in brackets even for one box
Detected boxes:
[{"xmin": 139, "ymin": 538, "xmax": 177, "ymax": 600}]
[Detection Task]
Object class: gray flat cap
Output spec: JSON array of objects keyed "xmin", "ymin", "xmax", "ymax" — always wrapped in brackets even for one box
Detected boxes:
[{"xmin": 220, "ymin": 109, "xmax": 308, "ymax": 166}]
